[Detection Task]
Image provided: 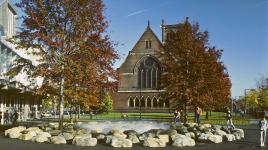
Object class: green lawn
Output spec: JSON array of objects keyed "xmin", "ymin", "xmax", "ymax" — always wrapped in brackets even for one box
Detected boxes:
[{"xmin": 77, "ymin": 112, "xmax": 250, "ymax": 125}]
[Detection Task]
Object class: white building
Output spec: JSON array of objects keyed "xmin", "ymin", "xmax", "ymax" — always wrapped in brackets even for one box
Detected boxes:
[{"xmin": 0, "ymin": 0, "xmax": 42, "ymax": 125}]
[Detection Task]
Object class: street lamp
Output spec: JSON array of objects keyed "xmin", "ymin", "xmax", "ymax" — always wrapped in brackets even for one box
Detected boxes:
[{"xmin": 244, "ymin": 88, "xmax": 255, "ymax": 116}]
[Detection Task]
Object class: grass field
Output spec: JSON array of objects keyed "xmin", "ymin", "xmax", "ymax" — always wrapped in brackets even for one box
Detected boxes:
[{"xmin": 77, "ymin": 112, "xmax": 250, "ymax": 125}]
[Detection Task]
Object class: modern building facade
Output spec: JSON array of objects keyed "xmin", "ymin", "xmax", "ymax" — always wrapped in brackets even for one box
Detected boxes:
[
  {"xmin": 0, "ymin": 0, "xmax": 41, "ymax": 124},
  {"xmin": 113, "ymin": 21, "xmax": 178, "ymax": 112}
]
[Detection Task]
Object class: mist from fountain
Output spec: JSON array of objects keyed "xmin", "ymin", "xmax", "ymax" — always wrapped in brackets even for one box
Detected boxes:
[{"xmin": 78, "ymin": 121, "xmax": 171, "ymax": 134}]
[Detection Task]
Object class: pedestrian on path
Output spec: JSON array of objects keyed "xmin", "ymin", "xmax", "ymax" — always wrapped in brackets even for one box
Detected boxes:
[
  {"xmin": 226, "ymin": 107, "xmax": 235, "ymax": 130},
  {"xmin": 4, "ymin": 110, "xmax": 9, "ymax": 125},
  {"xmin": 195, "ymin": 106, "xmax": 202, "ymax": 125},
  {"xmin": 259, "ymin": 115, "xmax": 268, "ymax": 147},
  {"xmin": 173, "ymin": 109, "xmax": 181, "ymax": 124}
]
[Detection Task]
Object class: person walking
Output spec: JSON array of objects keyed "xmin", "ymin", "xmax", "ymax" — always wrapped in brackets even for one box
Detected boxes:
[
  {"xmin": 259, "ymin": 115, "xmax": 268, "ymax": 147},
  {"xmin": 226, "ymin": 107, "xmax": 235, "ymax": 130},
  {"xmin": 173, "ymin": 109, "xmax": 180, "ymax": 124},
  {"xmin": 4, "ymin": 110, "xmax": 9, "ymax": 125}
]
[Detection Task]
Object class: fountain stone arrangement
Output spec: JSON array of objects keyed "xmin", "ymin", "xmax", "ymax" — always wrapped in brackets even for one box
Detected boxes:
[{"xmin": 4, "ymin": 121, "xmax": 244, "ymax": 148}]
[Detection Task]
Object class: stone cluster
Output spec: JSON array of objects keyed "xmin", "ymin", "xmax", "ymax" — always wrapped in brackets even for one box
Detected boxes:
[{"xmin": 4, "ymin": 122, "xmax": 244, "ymax": 148}]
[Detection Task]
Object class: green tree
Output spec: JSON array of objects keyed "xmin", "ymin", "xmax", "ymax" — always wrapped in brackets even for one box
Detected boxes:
[
  {"xmin": 160, "ymin": 18, "xmax": 231, "ymax": 123},
  {"xmin": 100, "ymin": 93, "xmax": 113, "ymax": 113}
]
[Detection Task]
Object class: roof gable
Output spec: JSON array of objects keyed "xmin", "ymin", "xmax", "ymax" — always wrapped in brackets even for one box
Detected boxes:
[{"xmin": 130, "ymin": 25, "xmax": 162, "ymax": 53}]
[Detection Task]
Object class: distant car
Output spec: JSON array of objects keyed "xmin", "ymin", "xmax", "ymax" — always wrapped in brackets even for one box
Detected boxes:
[{"xmin": 41, "ymin": 112, "xmax": 52, "ymax": 117}]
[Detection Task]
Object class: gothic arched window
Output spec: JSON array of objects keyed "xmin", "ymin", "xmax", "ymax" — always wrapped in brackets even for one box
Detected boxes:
[
  {"xmin": 140, "ymin": 97, "xmax": 145, "ymax": 107},
  {"xmin": 137, "ymin": 57, "xmax": 161, "ymax": 89},
  {"xmin": 153, "ymin": 97, "xmax": 158, "ymax": 107},
  {"xmin": 146, "ymin": 98, "xmax": 151, "ymax": 107},
  {"xmin": 134, "ymin": 97, "xmax": 139, "ymax": 107},
  {"xmin": 129, "ymin": 97, "xmax": 134, "ymax": 107}
]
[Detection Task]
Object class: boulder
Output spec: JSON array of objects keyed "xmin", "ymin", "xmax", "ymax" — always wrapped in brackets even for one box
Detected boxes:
[
  {"xmin": 49, "ymin": 130, "xmax": 61, "ymax": 136},
  {"xmin": 172, "ymin": 136, "xmax": 195, "ymax": 147},
  {"xmin": 111, "ymin": 137, "xmax": 132, "ymax": 148},
  {"xmin": 105, "ymin": 135, "xmax": 113, "ymax": 144},
  {"xmin": 128, "ymin": 134, "xmax": 140, "ymax": 144},
  {"xmin": 198, "ymin": 133, "xmax": 212, "ymax": 141},
  {"xmin": 208, "ymin": 135, "xmax": 222, "ymax": 143},
  {"xmin": 8, "ymin": 131, "xmax": 22, "ymax": 139},
  {"xmin": 60, "ymin": 133, "xmax": 74, "ymax": 140},
  {"xmin": 139, "ymin": 132, "xmax": 155, "ymax": 141},
  {"xmin": 157, "ymin": 134, "xmax": 169, "ymax": 143},
  {"xmin": 37, "ymin": 132, "xmax": 52, "ymax": 138},
  {"xmin": 143, "ymin": 137, "xmax": 166, "ymax": 147},
  {"xmin": 232, "ymin": 129, "xmax": 244, "ymax": 139},
  {"xmin": 225, "ymin": 134, "xmax": 236, "ymax": 142},
  {"xmin": 112, "ymin": 129, "xmax": 127, "ymax": 139},
  {"xmin": 233, "ymin": 132, "xmax": 241, "ymax": 140},
  {"xmin": 171, "ymin": 134, "xmax": 186, "ymax": 141},
  {"xmin": 167, "ymin": 129, "xmax": 178, "ymax": 137},
  {"xmin": 203, "ymin": 124, "xmax": 212, "ymax": 128},
  {"xmin": 124, "ymin": 130, "xmax": 138, "ymax": 136},
  {"xmin": 33, "ymin": 135, "xmax": 49, "ymax": 143},
  {"xmin": 19, "ymin": 133, "xmax": 33, "ymax": 141},
  {"xmin": 26, "ymin": 130, "xmax": 37, "ymax": 137},
  {"xmin": 25, "ymin": 127, "xmax": 42, "ymax": 134},
  {"xmin": 76, "ymin": 129, "xmax": 90, "ymax": 135},
  {"xmin": 215, "ymin": 129, "xmax": 227, "ymax": 137},
  {"xmin": 48, "ymin": 123, "xmax": 59, "ymax": 129},
  {"xmin": 5, "ymin": 126, "xmax": 26, "ymax": 136},
  {"xmin": 185, "ymin": 132, "xmax": 195, "ymax": 139},
  {"xmin": 50, "ymin": 136, "xmax": 67, "ymax": 144},
  {"xmin": 96, "ymin": 134, "xmax": 105, "ymax": 140},
  {"xmin": 72, "ymin": 136, "xmax": 97, "ymax": 147}
]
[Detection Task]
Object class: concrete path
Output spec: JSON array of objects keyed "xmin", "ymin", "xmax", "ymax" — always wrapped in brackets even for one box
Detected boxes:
[{"xmin": 0, "ymin": 125, "xmax": 265, "ymax": 150}]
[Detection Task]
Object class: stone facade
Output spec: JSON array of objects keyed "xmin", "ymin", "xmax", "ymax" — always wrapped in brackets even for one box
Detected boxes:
[{"xmin": 113, "ymin": 21, "xmax": 175, "ymax": 112}]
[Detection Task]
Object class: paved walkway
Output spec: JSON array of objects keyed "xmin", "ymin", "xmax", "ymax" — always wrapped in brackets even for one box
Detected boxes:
[{"xmin": 0, "ymin": 125, "xmax": 265, "ymax": 150}]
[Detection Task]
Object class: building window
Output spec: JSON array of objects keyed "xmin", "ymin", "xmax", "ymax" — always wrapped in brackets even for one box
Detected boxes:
[
  {"xmin": 129, "ymin": 98, "xmax": 134, "ymax": 107},
  {"xmin": 140, "ymin": 97, "xmax": 145, "ymax": 107},
  {"xmin": 137, "ymin": 57, "xmax": 161, "ymax": 89},
  {"xmin": 145, "ymin": 40, "xmax": 152, "ymax": 49},
  {"xmin": 146, "ymin": 98, "xmax": 151, "ymax": 107},
  {"xmin": 134, "ymin": 97, "xmax": 139, "ymax": 107},
  {"xmin": 153, "ymin": 97, "xmax": 158, "ymax": 107}
]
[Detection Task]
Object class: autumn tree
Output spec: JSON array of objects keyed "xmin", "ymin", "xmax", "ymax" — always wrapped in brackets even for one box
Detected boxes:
[
  {"xmin": 9, "ymin": 0, "xmax": 118, "ymax": 131},
  {"xmin": 160, "ymin": 18, "xmax": 231, "ymax": 123}
]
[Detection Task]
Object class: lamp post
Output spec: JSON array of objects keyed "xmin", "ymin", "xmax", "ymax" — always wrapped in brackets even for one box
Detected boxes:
[{"xmin": 244, "ymin": 88, "xmax": 255, "ymax": 116}]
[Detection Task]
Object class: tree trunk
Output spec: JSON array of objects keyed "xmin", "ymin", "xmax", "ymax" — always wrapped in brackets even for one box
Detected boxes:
[
  {"xmin": 184, "ymin": 101, "xmax": 187, "ymax": 124},
  {"xmin": 78, "ymin": 105, "xmax": 80, "ymax": 119},
  {"xmin": 59, "ymin": 76, "xmax": 65, "ymax": 132},
  {"xmin": 53, "ymin": 98, "xmax": 57, "ymax": 118},
  {"xmin": 205, "ymin": 111, "xmax": 209, "ymax": 120}
]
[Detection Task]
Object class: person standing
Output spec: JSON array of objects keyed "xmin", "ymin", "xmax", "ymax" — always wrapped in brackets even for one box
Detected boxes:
[
  {"xmin": 226, "ymin": 107, "xmax": 235, "ymax": 130},
  {"xmin": 4, "ymin": 110, "xmax": 9, "ymax": 125},
  {"xmin": 259, "ymin": 115, "xmax": 268, "ymax": 147},
  {"xmin": 195, "ymin": 106, "xmax": 202, "ymax": 125},
  {"xmin": 12, "ymin": 111, "xmax": 19, "ymax": 126}
]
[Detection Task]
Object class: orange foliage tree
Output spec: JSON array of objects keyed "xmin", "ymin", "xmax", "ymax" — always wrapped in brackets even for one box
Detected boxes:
[
  {"xmin": 9, "ymin": 0, "xmax": 118, "ymax": 130},
  {"xmin": 160, "ymin": 18, "xmax": 231, "ymax": 122}
]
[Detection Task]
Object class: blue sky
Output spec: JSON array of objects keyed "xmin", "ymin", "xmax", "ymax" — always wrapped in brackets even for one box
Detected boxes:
[{"xmin": 11, "ymin": 0, "xmax": 268, "ymax": 98}]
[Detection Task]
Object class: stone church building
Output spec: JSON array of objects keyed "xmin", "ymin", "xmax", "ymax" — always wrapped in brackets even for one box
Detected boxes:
[{"xmin": 113, "ymin": 21, "xmax": 177, "ymax": 112}]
